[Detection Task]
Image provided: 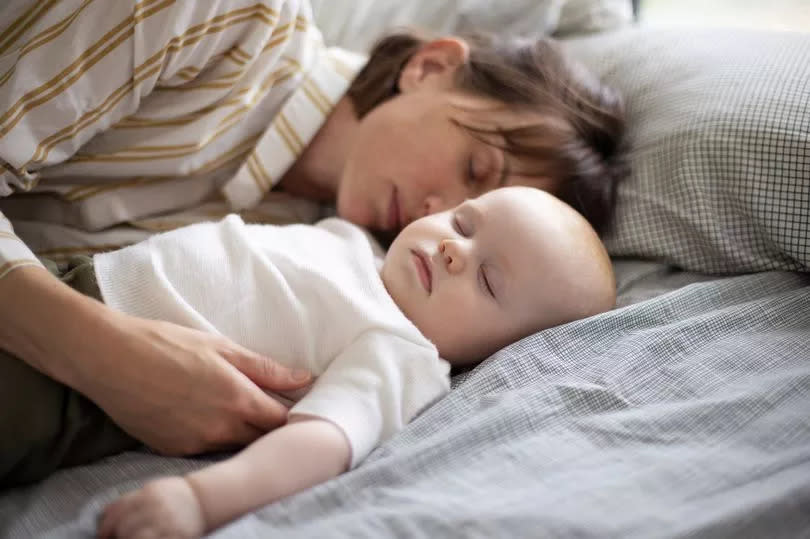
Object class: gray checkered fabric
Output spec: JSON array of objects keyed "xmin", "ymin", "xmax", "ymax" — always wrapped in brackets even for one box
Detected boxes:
[
  {"xmin": 3, "ymin": 262, "xmax": 809, "ymax": 538},
  {"xmin": 564, "ymin": 27, "xmax": 810, "ymax": 274}
]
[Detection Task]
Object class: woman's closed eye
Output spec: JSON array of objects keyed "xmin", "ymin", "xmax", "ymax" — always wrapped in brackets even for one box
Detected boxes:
[{"xmin": 466, "ymin": 151, "xmax": 504, "ymax": 192}]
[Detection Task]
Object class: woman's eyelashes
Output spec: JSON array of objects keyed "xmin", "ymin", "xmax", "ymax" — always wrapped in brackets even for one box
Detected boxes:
[
  {"xmin": 466, "ymin": 153, "xmax": 494, "ymax": 191},
  {"xmin": 466, "ymin": 156, "xmax": 479, "ymax": 188},
  {"xmin": 466, "ymin": 151, "xmax": 502, "ymax": 192}
]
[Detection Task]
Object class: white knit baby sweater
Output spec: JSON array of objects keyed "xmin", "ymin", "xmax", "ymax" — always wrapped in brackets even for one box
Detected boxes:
[{"xmin": 94, "ymin": 215, "xmax": 450, "ymax": 467}]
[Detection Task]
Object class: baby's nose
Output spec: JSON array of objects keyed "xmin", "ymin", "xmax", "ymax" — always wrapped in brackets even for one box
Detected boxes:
[{"xmin": 439, "ymin": 239, "xmax": 466, "ymax": 274}]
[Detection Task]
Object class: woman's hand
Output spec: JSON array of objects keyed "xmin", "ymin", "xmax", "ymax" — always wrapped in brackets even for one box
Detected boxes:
[
  {"xmin": 0, "ymin": 266, "xmax": 313, "ymax": 455},
  {"xmin": 89, "ymin": 315, "xmax": 313, "ymax": 455}
]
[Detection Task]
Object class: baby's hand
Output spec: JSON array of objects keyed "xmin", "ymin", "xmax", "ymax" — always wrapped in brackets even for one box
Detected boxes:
[{"xmin": 98, "ymin": 476, "xmax": 206, "ymax": 538}]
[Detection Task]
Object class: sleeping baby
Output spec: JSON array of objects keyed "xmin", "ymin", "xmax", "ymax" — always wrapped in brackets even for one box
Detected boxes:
[{"xmin": 2, "ymin": 186, "xmax": 616, "ymax": 537}]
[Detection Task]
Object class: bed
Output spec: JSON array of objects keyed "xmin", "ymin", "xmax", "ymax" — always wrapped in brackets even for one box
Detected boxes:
[{"xmin": 2, "ymin": 1, "xmax": 809, "ymax": 537}]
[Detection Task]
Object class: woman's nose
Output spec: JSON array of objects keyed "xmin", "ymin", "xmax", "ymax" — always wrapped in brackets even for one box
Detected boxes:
[
  {"xmin": 422, "ymin": 195, "xmax": 446, "ymax": 217},
  {"xmin": 439, "ymin": 239, "xmax": 466, "ymax": 274}
]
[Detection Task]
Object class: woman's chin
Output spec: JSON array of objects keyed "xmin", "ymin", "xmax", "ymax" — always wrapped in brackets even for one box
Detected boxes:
[{"xmin": 336, "ymin": 195, "xmax": 375, "ymax": 229}]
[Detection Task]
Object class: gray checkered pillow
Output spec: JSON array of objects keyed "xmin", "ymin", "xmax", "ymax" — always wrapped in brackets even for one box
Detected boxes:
[{"xmin": 564, "ymin": 27, "xmax": 810, "ymax": 273}]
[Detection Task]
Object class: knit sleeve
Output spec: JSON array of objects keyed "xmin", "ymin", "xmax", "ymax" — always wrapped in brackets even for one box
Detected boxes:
[{"xmin": 289, "ymin": 330, "xmax": 450, "ymax": 469}]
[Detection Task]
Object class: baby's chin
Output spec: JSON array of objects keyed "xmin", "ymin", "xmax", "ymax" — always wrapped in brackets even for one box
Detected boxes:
[{"xmin": 430, "ymin": 337, "xmax": 492, "ymax": 368}]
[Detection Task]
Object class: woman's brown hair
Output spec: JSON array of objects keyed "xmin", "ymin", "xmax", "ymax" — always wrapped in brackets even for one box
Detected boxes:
[{"xmin": 347, "ymin": 31, "xmax": 628, "ymax": 235}]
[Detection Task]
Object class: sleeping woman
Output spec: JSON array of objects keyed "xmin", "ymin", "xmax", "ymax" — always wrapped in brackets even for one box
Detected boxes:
[{"xmin": 0, "ymin": 0, "xmax": 626, "ymax": 480}]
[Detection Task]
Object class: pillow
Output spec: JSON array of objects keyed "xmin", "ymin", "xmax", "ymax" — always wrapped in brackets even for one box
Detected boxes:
[
  {"xmin": 310, "ymin": 0, "xmax": 632, "ymax": 53},
  {"xmin": 563, "ymin": 27, "xmax": 810, "ymax": 273},
  {"xmin": 556, "ymin": 0, "xmax": 633, "ymax": 36}
]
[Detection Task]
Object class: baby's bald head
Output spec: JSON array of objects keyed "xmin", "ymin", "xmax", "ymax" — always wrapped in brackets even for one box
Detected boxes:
[
  {"xmin": 515, "ymin": 186, "xmax": 616, "ymax": 326},
  {"xmin": 383, "ymin": 186, "xmax": 616, "ymax": 366}
]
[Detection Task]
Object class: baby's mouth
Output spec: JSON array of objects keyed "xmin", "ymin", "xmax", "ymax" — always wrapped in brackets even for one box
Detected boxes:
[{"xmin": 411, "ymin": 249, "xmax": 433, "ymax": 294}]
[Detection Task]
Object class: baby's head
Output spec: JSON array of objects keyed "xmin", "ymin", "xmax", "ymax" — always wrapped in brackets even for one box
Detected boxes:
[{"xmin": 381, "ymin": 186, "xmax": 615, "ymax": 367}]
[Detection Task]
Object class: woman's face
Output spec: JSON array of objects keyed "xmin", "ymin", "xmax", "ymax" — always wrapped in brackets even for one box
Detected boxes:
[
  {"xmin": 334, "ymin": 39, "xmax": 553, "ymax": 235},
  {"xmin": 336, "ymin": 91, "xmax": 493, "ymax": 234}
]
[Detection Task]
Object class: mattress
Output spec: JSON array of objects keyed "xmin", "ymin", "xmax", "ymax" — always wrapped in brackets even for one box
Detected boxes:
[{"xmin": 2, "ymin": 260, "xmax": 809, "ymax": 538}]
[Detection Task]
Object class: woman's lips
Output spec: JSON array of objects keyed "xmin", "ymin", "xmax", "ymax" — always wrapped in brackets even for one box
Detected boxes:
[
  {"xmin": 387, "ymin": 187, "xmax": 401, "ymax": 231},
  {"xmin": 411, "ymin": 249, "xmax": 433, "ymax": 294}
]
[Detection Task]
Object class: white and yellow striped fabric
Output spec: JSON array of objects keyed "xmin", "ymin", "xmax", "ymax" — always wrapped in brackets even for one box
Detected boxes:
[{"xmin": 0, "ymin": 0, "xmax": 365, "ymax": 279}]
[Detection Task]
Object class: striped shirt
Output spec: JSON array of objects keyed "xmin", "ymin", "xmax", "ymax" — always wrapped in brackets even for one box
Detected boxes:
[{"xmin": 0, "ymin": 0, "xmax": 365, "ymax": 279}]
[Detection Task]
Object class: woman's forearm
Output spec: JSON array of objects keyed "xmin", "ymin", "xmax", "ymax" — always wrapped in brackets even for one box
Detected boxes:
[
  {"xmin": 186, "ymin": 417, "xmax": 351, "ymax": 532},
  {"xmin": 0, "ymin": 264, "xmax": 312, "ymax": 456},
  {"xmin": 0, "ymin": 265, "xmax": 117, "ymax": 388}
]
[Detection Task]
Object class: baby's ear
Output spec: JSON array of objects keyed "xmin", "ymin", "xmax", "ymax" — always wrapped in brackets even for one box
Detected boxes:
[{"xmin": 398, "ymin": 38, "xmax": 469, "ymax": 93}]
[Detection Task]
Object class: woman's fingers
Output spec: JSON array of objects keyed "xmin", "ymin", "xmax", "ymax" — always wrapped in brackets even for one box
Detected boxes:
[
  {"xmin": 58, "ymin": 312, "xmax": 311, "ymax": 455},
  {"xmin": 222, "ymin": 342, "xmax": 312, "ymax": 391},
  {"xmin": 204, "ymin": 421, "xmax": 266, "ymax": 453},
  {"xmin": 222, "ymin": 363, "xmax": 294, "ymax": 434},
  {"xmin": 220, "ymin": 345, "xmax": 318, "ymax": 432}
]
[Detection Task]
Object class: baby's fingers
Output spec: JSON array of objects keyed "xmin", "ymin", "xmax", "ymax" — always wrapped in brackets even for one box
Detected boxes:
[
  {"xmin": 116, "ymin": 511, "xmax": 156, "ymax": 539},
  {"xmin": 98, "ymin": 498, "xmax": 127, "ymax": 538},
  {"xmin": 98, "ymin": 493, "xmax": 150, "ymax": 539}
]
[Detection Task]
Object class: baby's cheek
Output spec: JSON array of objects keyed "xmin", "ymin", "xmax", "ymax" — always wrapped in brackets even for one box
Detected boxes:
[{"xmin": 432, "ymin": 314, "xmax": 483, "ymax": 363}]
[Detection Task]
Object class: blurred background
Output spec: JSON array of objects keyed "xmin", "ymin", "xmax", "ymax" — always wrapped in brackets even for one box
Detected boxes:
[{"xmin": 639, "ymin": 0, "xmax": 810, "ymax": 31}]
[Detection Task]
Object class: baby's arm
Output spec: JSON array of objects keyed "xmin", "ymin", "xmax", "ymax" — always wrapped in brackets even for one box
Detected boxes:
[
  {"xmin": 98, "ymin": 417, "xmax": 350, "ymax": 538},
  {"xmin": 190, "ymin": 416, "xmax": 350, "ymax": 530}
]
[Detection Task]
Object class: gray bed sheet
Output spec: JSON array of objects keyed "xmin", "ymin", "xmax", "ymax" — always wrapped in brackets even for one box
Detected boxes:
[{"xmin": 2, "ymin": 261, "xmax": 809, "ymax": 538}]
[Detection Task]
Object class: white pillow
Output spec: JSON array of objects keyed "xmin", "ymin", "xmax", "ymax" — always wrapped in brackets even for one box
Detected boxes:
[
  {"xmin": 556, "ymin": 0, "xmax": 633, "ymax": 36},
  {"xmin": 310, "ymin": 0, "xmax": 631, "ymax": 52}
]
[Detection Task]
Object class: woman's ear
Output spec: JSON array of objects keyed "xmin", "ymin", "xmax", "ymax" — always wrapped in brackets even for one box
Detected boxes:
[{"xmin": 398, "ymin": 37, "xmax": 470, "ymax": 93}]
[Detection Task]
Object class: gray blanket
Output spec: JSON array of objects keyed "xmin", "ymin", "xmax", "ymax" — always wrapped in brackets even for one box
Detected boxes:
[{"xmin": 2, "ymin": 261, "xmax": 809, "ymax": 538}]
